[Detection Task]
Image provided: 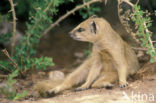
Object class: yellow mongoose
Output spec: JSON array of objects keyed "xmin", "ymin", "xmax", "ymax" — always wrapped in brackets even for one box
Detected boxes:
[{"xmin": 37, "ymin": 16, "xmax": 140, "ymax": 96}]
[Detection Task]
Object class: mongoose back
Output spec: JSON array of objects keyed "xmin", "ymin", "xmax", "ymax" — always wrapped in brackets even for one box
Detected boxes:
[{"xmin": 42, "ymin": 16, "xmax": 140, "ymax": 96}]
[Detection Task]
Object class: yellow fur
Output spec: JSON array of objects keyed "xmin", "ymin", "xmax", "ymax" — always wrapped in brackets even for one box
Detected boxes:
[
  {"xmin": 34, "ymin": 79, "xmax": 63, "ymax": 97},
  {"xmin": 35, "ymin": 16, "xmax": 140, "ymax": 97}
]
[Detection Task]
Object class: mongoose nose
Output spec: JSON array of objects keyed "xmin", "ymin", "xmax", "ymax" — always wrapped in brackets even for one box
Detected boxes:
[
  {"xmin": 69, "ymin": 31, "xmax": 73, "ymax": 36},
  {"xmin": 69, "ymin": 31, "xmax": 75, "ymax": 38}
]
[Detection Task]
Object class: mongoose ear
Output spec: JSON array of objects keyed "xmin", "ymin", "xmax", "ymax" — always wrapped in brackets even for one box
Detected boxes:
[{"xmin": 90, "ymin": 21, "xmax": 97, "ymax": 34}]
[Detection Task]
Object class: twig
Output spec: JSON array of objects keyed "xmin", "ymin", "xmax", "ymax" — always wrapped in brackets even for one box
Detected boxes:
[
  {"xmin": 0, "ymin": 74, "xmax": 8, "ymax": 78},
  {"xmin": 122, "ymin": 0, "xmax": 134, "ymax": 7},
  {"xmin": 26, "ymin": 0, "xmax": 53, "ymax": 44},
  {"xmin": 0, "ymin": 64, "xmax": 11, "ymax": 72},
  {"xmin": 132, "ymin": 47, "xmax": 147, "ymax": 51},
  {"xmin": 8, "ymin": 0, "xmax": 17, "ymax": 56},
  {"xmin": 143, "ymin": 23, "xmax": 156, "ymax": 56},
  {"xmin": 41, "ymin": 0, "xmax": 102, "ymax": 37},
  {"xmin": 117, "ymin": 0, "xmax": 133, "ymax": 24},
  {"xmin": 119, "ymin": 0, "xmax": 156, "ymax": 60},
  {"xmin": 117, "ymin": 0, "xmax": 140, "ymax": 46},
  {"xmin": 44, "ymin": 0, "xmax": 53, "ymax": 12},
  {"xmin": 122, "ymin": 0, "xmax": 156, "ymax": 53},
  {"xmin": 1, "ymin": 49, "xmax": 18, "ymax": 69},
  {"xmin": 136, "ymin": 0, "xmax": 139, "ymax": 5}
]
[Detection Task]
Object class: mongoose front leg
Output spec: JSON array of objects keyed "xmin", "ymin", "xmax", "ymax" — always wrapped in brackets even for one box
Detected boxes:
[
  {"xmin": 110, "ymin": 48, "xmax": 129, "ymax": 88},
  {"xmin": 75, "ymin": 56, "xmax": 102, "ymax": 91},
  {"xmin": 46, "ymin": 57, "xmax": 92, "ymax": 96},
  {"xmin": 117, "ymin": 64, "xmax": 128, "ymax": 88}
]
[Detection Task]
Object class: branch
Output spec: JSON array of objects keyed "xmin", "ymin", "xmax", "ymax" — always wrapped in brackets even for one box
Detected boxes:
[
  {"xmin": 119, "ymin": 0, "xmax": 156, "ymax": 61},
  {"xmin": 44, "ymin": 1, "xmax": 53, "ymax": 12},
  {"xmin": 136, "ymin": 0, "xmax": 139, "ymax": 5},
  {"xmin": 0, "ymin": 64, "xmax": 11, "ymax": 72},
  {"xmin": 132, "ymin": 47, "xmax": 147, "ymax": 51},
  {"xmin": 41, "ymin": 0, "xmax": 102, "ymax": 37},
  {"xmin": 1, "ymin": 49, "xmax": 18, "ymax": 69},
  {"xmin": 8, "ymin": 0, "xmax": 17, "ymax": 56},
  {"xmin": 121, "ymin": 0, "xmax": 155, "ymax": 54},
  {"xmin": 143, "ymin": 23, "xmax": 156, "ymax": 55},
  {"xmin": 26, "ymin": 0, "xmax": 53, "ymax": 44},
  {"xmin": 0, "ymin": 74, "xmax": 8, "ymax": 78},
  {"xmin": 117, "ymin": 0, "xmax": 140, "ymax": 45},
  {"xmin": 122, "ymin": 0, "xmax": 134, "ymax": 7}
]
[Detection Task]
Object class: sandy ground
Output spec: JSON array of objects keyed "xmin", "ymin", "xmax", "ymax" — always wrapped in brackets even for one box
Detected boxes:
[{"xmin": 1, "ymin": 74, "xmax": 156, "ymax": 103}]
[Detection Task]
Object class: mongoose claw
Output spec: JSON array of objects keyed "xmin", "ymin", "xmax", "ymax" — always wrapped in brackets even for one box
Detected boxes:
[
  {"xmin": 45, "ymin": 89, "xmax": 56, "ymax": 97},
  {"xmin": 119, "ymin": 82, "xmax": 129, "ymax": 88},
  {"xmin": 105, "ymin": 84, "xmax": 114, "ymax": 89},
  {"xmin": 46, "ymin": 91, "xmax": 51, "ymax": 96},
  {"xmin": 74, "ymin": 87, "xmax": 88, "ymax": 92}
]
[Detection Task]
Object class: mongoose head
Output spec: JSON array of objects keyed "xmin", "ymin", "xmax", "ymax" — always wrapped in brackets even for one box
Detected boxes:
[{"xmin": 69, "ymin": 16, "xmax": 108, "ymax": 43}]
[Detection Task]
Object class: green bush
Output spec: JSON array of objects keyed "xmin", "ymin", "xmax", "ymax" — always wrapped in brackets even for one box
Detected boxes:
[
  {"xmin": 79, "ymin": 0, "xmax": 101, "ymax": 19},
  {"xmin": 131, "ymin": 5, "xmax": 156, "ymax": 62},
  {"xmin": 0, "ymin": 70, "xmax": 27, "ymax": 100},
  {"xmin": 0, "ymin": 0, "xmax": 101, "ymax": 73},
  {"xmin": 0, "ymin": 0, "xmax": 59, "ymax": 73}
]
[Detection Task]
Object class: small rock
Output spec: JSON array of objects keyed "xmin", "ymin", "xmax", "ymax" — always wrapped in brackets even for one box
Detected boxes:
[
  {"xmin": 0, "ymin": 83, "xmax": 7, "ymax": 89},
  {"xmin": 74, "ymin": 59, "xmax": 83, "ymax": 65},
  {"xmin": 74, "ymin": 52, "xmax": 85, "ymax": 58},
  {"xmin": 0, "ymin": 22, "xmax": 23, "ymax": 50},
  {"xmin": 38, "ymin": 71, "xmax": 46, "ymax": 77},
  {"xmin": 0, "ymin": 82, "xmax": 14, "ymax": 92},
  {"xmin": 48, "ymin": 71, "xmax": 65, "ymax": 80}
]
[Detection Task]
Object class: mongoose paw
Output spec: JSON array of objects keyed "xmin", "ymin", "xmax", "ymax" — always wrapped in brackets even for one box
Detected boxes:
[
  {"xmin": 74, "ymin": 87, "xmax": 89, "ymax": 92},
  {"xmin": 105, "ymin": 84, "xmax": 114, "ymax": 89},
  {"xmin": 119, "ymin": 82, "xmax": 129, "ymax": 88},
  {"xmin": 46, "ymin": 89, "xmax": 56, "ymax": 97},
  {"xmin": 45, "ymin": 87, "xmax": 60, "ymax": 97}
]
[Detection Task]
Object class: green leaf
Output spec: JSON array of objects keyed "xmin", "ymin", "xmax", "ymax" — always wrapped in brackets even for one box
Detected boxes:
[
  {"xmin": 150, "ymin": 58, "xmax": 155, "ymax": 63},
  {"xmin": 13, "ymin": 91, "xmax": 27, "ymax": 100},
  {"xmin": 0, "ymin": 33, "xmax": 12, "ymax": 43}
]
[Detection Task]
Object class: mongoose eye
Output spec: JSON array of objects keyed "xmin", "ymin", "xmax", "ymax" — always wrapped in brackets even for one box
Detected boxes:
[{"xmin": 77, "ymin": 28, "xmax": 85, "ymax": 32}]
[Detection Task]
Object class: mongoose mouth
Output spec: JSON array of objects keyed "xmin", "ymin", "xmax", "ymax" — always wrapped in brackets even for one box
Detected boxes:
[
  {"xmin": 72, "ymin": 36, "xmax": 82, "ymax": 41},
  {"xmin": 70, "ymin": 34, "xmax": 82, "ymax": 41}
]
